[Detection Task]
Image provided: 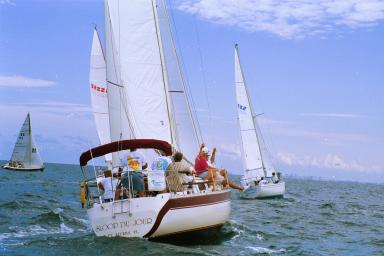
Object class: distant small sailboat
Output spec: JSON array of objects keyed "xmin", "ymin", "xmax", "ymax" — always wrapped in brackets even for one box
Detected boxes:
[
  {"xmin": 3, "ymin": 113, "xmax": 44, "ymax": 171},
  {"xmin": 234, "ymin": 44, "xmax": 285, "ymax": 199}
]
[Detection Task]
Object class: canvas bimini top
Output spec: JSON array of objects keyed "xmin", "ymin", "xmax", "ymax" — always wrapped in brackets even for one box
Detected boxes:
[{"xmin": 79, "ymin": 139, "xmax": 172, "ymax": 166}]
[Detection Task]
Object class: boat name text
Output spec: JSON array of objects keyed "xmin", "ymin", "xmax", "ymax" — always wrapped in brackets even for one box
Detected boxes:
[{"xmin": 95, "ymin": 217, "xmax": 153, "ymax": 232}]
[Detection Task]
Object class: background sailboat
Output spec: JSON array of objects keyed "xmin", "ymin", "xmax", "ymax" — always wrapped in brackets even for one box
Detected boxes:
[
  {"xmin": 3, "ymin": 113, "xmax": 44, "ymax": 171},
  {"xmin": 234, "ymin": 44, "xmax": 285, "ymax": 199},
  {"xmin": 89, "ymin": 28, "xmax": 112, "ymax": 165}
]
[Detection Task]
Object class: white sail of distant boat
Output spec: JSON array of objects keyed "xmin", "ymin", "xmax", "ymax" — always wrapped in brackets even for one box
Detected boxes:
[
  {"xmin": 89, "ymin": 28, "xmax": 112, "ymax": 163},
  {"xmin": 3, "ymin": 113, "xmax": 44, "ymax": 171},
  {"xmin": 235, "ymin": 44, "xmax": 285, "ymax": 199},
  {"xmin": 105, "ymin": 0, "xmax": 201, "ymax": 164},
  {"xmin": 77, "ymin": 0, "xmax": 231, "ymax": 240}
]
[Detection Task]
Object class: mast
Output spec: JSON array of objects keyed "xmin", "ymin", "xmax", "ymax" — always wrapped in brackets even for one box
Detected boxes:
[
  {"xmin": 105, "ymin": 0, "xmax": 137, "ymax": 165},
  {"xmin": 235, "ymin": 44, "xmax": 266, "ymax": 177},
  {"xmin": 28, "ymin": 113, "xmax": 32, "ymax": 166}
]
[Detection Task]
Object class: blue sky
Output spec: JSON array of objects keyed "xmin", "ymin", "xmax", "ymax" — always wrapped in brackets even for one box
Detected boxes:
[{"xmin": 0, "ymin": 0, "xmax": 383, "ymax": 183}]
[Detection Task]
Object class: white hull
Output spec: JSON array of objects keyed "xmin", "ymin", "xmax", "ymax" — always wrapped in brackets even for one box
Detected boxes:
[
  {"xmin": 88, "ymin": 190, "xmax": 230, "ymax": 238},
  {"xmin": 2, "ymin": 164, "xmax": 44, "ymax": 171},
  {"xmin": 240, "ymin": 181, "xmax": 285, "ymax": 199}
]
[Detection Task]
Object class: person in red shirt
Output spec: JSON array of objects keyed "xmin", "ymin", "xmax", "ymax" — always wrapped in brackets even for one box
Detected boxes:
[{"xmin": 195, "ymin": 144, "xmax": 243, "ymax": 191}]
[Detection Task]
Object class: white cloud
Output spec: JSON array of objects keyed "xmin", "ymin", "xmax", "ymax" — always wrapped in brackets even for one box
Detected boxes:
[
  {"xmin": 0, "ymin": 101, "xmax": 92, "ymax": 117},
  {"xmin": 177, "ymin": 0, "xmax": 384, "ymax": 38},
  {"xmin": 276, "ymin": 151, "xmax": 383, "ymax": 173},
  {"xmin": 300, "ymin": 113, "xmax": 362, "ymax": 118},
  {"xmin": 0, "ymin": 75, "xmax": 57, "ymax": 87}
]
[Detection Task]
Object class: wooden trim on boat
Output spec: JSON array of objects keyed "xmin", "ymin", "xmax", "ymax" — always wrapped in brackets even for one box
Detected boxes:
[{"xmin": 144, "ymin": 190, "xmax": 230, "ymax": 238}]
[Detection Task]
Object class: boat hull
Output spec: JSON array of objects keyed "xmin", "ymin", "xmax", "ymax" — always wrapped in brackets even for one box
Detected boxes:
[
  {"xmin": 240, "ymin": 181, "xmax": 285, "ymax": 199},
  {"xmin": 2, "ymin": 164, "xmax": 45, "ymax": 171},
  {"xmin": 87, "ymin": 190, "xmax": 231, "ymax": 238}
]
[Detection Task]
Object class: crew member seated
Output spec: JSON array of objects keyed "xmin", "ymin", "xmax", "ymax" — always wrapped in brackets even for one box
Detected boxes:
[
  {"xmin": 115, "ymin": 149, "xmax": 147, "ymax": 198},
  {"xmin": 271, "ymin": 172, "xmax": 279, "ymax": 183},
  {"xmin": 259, "ymin": 177, "xmax": 268, "ymax": 185},
  {"xmin": 166, "ymin": 152, "xmax": 195, "ymax": 192},
  {"xmin": 195, "ymin": 144, "xmax": 243, "ymax": 191},
  {"xmin": 98, "ymin": 170, "xmax": 118, "ymax": 203}
]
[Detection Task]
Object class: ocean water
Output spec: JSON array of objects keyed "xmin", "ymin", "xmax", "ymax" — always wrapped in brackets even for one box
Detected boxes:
[{"xmin": 0, "ymin": 162, "xmax": 383, "ymax": 256}]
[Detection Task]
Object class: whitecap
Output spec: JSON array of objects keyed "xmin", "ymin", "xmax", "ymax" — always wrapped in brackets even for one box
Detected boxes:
[
  {"xmin": 60, "ymin": 223, "xmax": 74, "ymax": 234},
  {"xmin": 0, "ymin": 223, "xmax": 75, "ymax": 242},
  {"xmin": 72, "ymin": 217, "xmax": 89, "ymax": 226},
  {"xmin": 53, "ymin": 208, "xmax": 64, "ymax": 214},
  {"xmin": 246, "ymin": 246, "xmax": 286, "ymax": 254},
  {"xmin": 256, "ymin": 233, "xmax": 264, "ymax": 240},
  {"xmin": 0, "ymin": 225, "xmax": 48, "ymax": 240}
]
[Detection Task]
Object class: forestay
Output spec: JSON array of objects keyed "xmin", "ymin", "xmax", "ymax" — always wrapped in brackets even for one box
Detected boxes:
[
  {"xmin": 235, "ymin": 45, "xmax": 265, "ymax": 180},
  {"xmin": 90, "ymin": 29, "xmax": 112, "ymax": 162}
]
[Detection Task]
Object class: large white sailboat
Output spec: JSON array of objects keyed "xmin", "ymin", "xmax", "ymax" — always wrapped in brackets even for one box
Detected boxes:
[
  {"xmin": 78, "ymin": 0, "xmax": 230, "ymax": 239},
  {"xmin": 3, "ymin": 113, "xmax": 44, "ymax": 171},
  {"xmin": 235, "ymin": 44, "xmax": 285, "ymax": 199}
]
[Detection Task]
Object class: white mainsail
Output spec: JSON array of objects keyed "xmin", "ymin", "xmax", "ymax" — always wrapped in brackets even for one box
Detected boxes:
[
  {"xmin": 105, "ymin": 0, "xmax": 200, "ymax": 163},
  {"xmin": 90, "ymin": 28, "xmax": 112, "ymax": 162},
  {"xmin": 9, "ymin": 113, "xmax": 44, "ymax": 169},
  {"xmin": 235, "ymin": 44, "xmax": 268, "ymax": 180}
]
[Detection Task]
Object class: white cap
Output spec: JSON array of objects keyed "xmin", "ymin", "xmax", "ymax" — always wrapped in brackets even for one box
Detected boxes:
[
  {"xmin": 202, "ymin": 147, "xmax": 210, "ymax": 154},
  {"xmin": 112, "ymin": 167, "xmax": 119, "ymax": 174}
]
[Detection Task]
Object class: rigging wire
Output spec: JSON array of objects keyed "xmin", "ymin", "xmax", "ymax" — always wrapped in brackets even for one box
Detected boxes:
[{"xmin": 191, "ymin": 11, "xmax": 215, "ymax": 147}]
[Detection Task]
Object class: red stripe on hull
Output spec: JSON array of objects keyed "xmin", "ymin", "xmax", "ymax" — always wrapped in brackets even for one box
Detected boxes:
[{"xmin": 144, "ymin": 190, "xmax": 230, "ymax": 238}]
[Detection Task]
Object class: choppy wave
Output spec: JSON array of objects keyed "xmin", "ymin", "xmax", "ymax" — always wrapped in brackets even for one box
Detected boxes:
[{"xmin": 1, "ymin": 225, "xmax": 61, "ymax": 241}]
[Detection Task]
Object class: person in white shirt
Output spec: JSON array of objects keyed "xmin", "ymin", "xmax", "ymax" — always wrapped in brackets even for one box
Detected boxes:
[
  {"xmin": 259, "ymin": 177, "xmax": 268, "ymax": 185},
  {"xmin": 122, "ymin": 149, "xmax": 148, "ymax": 171},
  {"xmin": 98, "ymin": 170, "xmax": 118, "ymax": 202},
  {"xmin": 271, "ymin": 172, "xmax": 279, "ymax": 183}
]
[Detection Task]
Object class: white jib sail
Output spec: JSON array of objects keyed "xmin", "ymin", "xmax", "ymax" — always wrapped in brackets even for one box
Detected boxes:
[
  {"xmin": 235, "ymin": 45, "xmax": 265, "ymax": 180},
  {"xmin": 30, "ymin": 135, "xmax": 44, "ymax": 168},
  {"xmin": 10, "ymin": 113, "xmax": 43, "ymax": 168},
  {"xmin": 155, "ymin": 0, "xmax": 201, "ymax": 161},
  {"xmin": 105, "ymin": 0, "xmax": 173, "ymax": 163},
  {"xmin": 90, "ymin": 28, "xmax": 112, "ymax": 162}
]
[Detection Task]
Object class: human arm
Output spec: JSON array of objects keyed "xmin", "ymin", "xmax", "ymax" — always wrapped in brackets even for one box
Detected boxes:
[
  {"xmin": 210, "ymin": 147, "xmax": 216, "ymax": 164},
  {"xmin": 98, "ymin": 182, "xmax": 105, "ymax": 191}
]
